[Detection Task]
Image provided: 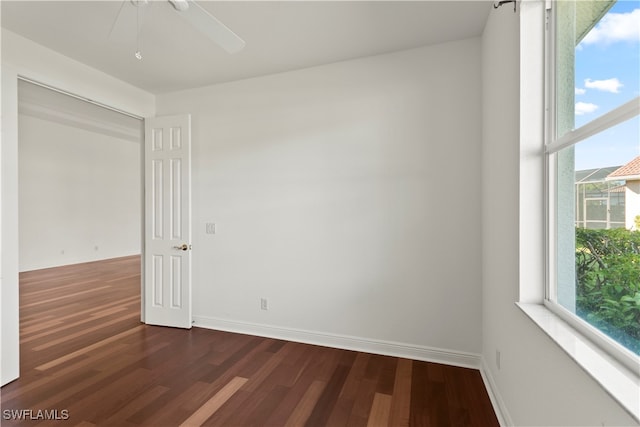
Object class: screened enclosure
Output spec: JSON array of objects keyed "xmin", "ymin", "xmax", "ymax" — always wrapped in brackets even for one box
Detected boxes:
[{"xmin": 575, "ymin": 166, "xmax": 626, "ymax": 230}]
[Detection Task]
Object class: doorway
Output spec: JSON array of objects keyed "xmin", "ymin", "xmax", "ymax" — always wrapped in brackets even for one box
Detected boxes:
[{"xmin": 16, "ymin": 79, "xmax": 145, "ymax": 345}]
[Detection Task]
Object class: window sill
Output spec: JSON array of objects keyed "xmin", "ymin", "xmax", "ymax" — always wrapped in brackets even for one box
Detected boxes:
[{"xmin": 516, "ymin": 302, "xmax": 640, "ymax": 423}]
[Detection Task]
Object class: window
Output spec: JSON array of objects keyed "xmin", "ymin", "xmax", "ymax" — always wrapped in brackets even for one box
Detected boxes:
[{"xmin": 546, "ymin": 0, "xmax": 640, "ymax": 371}]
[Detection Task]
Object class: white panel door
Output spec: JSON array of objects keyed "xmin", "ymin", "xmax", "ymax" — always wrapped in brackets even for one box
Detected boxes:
[{"xmin": 144, "ymin": 115, "xmax": 192, "ymax": 328}]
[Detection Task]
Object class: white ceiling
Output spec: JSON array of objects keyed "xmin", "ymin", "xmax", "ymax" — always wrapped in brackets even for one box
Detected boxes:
[{"xmin": 1, "ymin": 1, "xmax": 492, "ymax": 95}]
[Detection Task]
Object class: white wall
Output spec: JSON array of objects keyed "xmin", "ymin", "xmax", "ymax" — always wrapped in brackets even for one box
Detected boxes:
[
  {"xmin": 18, "ymin": 113, "xmax": 141, "ymax": 271},
  {"xmin": 626, "ymin": 181, "xmax": 640, "ymax": 230},
  {"xmin": 157, "ymin": 39, "xmax": 483, "ymax": 358},
  {"xmin": 1, "ymin": 29, "xmax": 154, "ymax": 386},
  {"xmin": 481, "ymin": 3, "xmax": 638, "ymax": 426}
]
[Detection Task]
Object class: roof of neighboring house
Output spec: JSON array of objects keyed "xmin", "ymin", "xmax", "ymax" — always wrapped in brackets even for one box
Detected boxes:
[
  {"xmin": 576, "ymin": 166, "xmax": 622, "ymax": 183},
  {"xmin": 607, "ymin": 156, "xmax": 640, "ymax": 180}
]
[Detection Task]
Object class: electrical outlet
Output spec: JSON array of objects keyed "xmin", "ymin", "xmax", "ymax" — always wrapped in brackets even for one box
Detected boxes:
[
  {"xmin": 260, "ymin": 298, "xmax": 268, "ymax": 311},
  {"xmin": 496, "ymin": 350, "xmax": 501, "ymax": 370}
]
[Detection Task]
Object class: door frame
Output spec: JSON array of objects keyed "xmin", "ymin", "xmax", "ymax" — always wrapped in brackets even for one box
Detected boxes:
[
  {"xmin": 16, "ymin": 76, "xmax": 148, "ymax": 321},
  {"xmin": 1, "ymin": 71, "xmax": 154, "ymax": 385}
]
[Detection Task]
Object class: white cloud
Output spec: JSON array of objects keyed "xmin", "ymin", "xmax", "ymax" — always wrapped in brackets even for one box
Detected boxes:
[
  {"xmin": 575, "ymin": 87, "xmax": 586, "ymax": 95},
  {"xmin": 575, "ymin": 102, "xmax": 598, "ymax": 115},
  {"xmin": 581, "ymin": 9, "xmax": 640, "ymax": 46},
  {"xmin": 584, "ymin": 78, "xmax": 623, "ymax": 93}
]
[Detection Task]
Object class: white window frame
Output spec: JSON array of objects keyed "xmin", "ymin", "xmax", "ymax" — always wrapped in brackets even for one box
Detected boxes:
[
  {"xmin": 518, "ymin": 1, "xmax": 638, "ymax": 421},
  {"xmin": 543, "ymin": 0, "xmax": 640, "ymax": 376}
]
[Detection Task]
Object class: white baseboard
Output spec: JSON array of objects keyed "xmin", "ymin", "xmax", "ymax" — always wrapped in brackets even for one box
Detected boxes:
[
  {"xmin": 480, "ymin": 358, "xmax": 514, "ymax": 427},
  {"xmin": 193, "ymin": 315, "xmax": 482, "ymax": 369}
]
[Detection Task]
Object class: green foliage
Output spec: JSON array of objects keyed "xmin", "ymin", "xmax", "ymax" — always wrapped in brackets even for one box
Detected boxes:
[
  {"xmin": 576, "ymin": 228, "xmax": 640, "ymax": 354},
  {"xmin": 635, "ymin": 215, "xmax": 640, "ymax": 230}
]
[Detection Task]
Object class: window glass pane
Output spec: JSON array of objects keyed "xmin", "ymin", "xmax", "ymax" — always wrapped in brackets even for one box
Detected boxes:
[
  {"xmin": 556, "ymin": 0, "xmax": 640, "ymax": 136},
  {"xmin": 556, "ymin": 116, "xmax": 640, "ymax": 355},
  {"xmin": 575, "ymin": 0, "xmax": 639, "ymax": 125}
]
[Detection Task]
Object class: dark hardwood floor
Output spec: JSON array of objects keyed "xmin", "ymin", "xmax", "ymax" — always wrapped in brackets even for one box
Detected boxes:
[{"xmin": 1, "ymin": 256, "xmax": 499, "ymax": 426}]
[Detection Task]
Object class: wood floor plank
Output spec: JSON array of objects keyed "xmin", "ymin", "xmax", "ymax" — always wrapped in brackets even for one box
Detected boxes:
[
  {"xmin": 389, "ymin": 358, "xmax": 413, "ymax": 427},
  {"xmin": 20, "ymin": 305, "xmax": 132, "ymax": 343},
  {"xmin": 339, "ymin": 352, "xmax": 370, "ymax": 401},
  {"xmin": 20, "ymin": 318, "xmax": 65, "ymax": 335},
  {"xmin": 136, "ymin": 381, "xmax": 212, "ymax": 426},
  {"xmin": 20, "ymin": 279, "xmax": 103, "ymax": 298},
  {"xmin": 20, "ymin": 286, "xmax": 112, "ymax": 309},
  {"xmin": 20, "ymin": 314, "xmax": 56, "ymax": 328},
  {"xmin": 1, "ymin": 256, "xmax": 499, "ymax": 427},
  {"xmin": 102, "ymin": 385, "xmax": 169, "ymax": 425},
  {"xmin": 64, "ymin": 367, "xmax": 154, "ymax": 423},
  {"xmin": 241, "ymin": 341, "xmax": 296, "ymax": 392},
  {"xmin": 409, "ymin": 360, "xmax": 431, "ymax": 427},
  {"xmin": 346, "ymin": 377, "xmax": 379, "ymax": 427},
  {"xmin": 240, "ymin": 385, "xmax": 290, "ymax": 426},
  {"xmin": 35, "ymin": 325, "xmax": 146, "ymax": 371},
  {"xmin": 17, "ymin": 368, "xmax": 117, "ymax": 414},
  {"xmin": 179, "ymin": 376, "xmax": 248, "ymax": 427},
  {"xmin": 367, "ymin": 392, "xmax": 392, "ymax": 427},
  {"xmin": 304, "ymin": 363, "xmax": 352, "ymax": 426},
  {"xmin": 284, "ymin": 380, "xmax": 326, "ymax": 427},
  {"xmin": 32, "ymin": 311, "xmax": 139, "ymax": 351},
  {"xmin": 260, "ymin": 346, "xmax": 327, "ymax": 426}
]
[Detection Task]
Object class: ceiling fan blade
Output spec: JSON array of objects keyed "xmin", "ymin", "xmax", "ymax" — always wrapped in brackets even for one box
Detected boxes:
[
  {"xmin": 108, "ymin": 0, "xmax": 128, "ymax": 39},
  {"xmin": 175, "ymin": 0, "xmax": 245, "ymax": 54}
]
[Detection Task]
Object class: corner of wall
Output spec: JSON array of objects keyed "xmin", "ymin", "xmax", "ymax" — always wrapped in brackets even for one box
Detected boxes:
[{"xmin": 479, "ymin": 357, "xmax": 514, "ymax": 427}]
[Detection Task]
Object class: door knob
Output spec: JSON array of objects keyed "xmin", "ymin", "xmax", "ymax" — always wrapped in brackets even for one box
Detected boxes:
[{"xmin": 173, "ymin": 244, "xmax": 190, "ymax": 251}]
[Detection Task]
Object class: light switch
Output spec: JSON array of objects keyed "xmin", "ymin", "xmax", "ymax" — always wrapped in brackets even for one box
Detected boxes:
[{"xmin": 205, "ymin": 223, "xmax": 216, "ymax": 234}]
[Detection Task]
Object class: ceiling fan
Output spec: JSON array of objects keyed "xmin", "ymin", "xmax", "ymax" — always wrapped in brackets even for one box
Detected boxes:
[{"xmin": 110, "ymin": 0, "xmax": 245, "ymax": 59}]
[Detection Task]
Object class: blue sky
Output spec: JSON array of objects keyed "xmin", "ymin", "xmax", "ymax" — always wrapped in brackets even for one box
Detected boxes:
[{"xmin": 574, "ymin": 0, "xmax": 640, "ymax": 171}]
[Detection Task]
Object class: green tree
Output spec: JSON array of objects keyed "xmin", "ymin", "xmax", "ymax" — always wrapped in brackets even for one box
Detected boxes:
[{"xmin": 576, "ymin": 228, "xmax": 640, "ymax": 354}]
